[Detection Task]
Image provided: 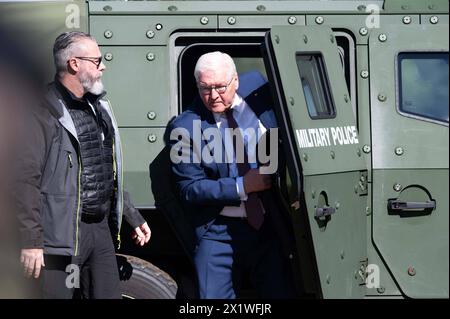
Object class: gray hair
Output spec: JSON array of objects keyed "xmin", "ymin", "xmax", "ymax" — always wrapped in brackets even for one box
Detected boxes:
[
  {"xmin": 194, "ymin": 51, "xmax": 237, "ymax": 83},
  {"xmin": 53, "ymin": 31, "xmax": 95, "ymax": 76}
]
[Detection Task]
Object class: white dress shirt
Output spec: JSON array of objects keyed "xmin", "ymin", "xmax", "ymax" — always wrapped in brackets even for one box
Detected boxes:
[{"xmin": 213, "ymin": 94, "xmax": 267, "ymax": 218}]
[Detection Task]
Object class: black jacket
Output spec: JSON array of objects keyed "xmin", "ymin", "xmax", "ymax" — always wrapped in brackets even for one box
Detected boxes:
[{"xmin": 14, "ymin": 82, "xmax": 144, "ymax": 256}]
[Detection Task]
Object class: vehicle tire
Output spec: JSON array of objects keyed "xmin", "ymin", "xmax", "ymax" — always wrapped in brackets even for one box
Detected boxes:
[{"xmin": 117, "ymin": 254, "xmax": 178, "ymax": 299}]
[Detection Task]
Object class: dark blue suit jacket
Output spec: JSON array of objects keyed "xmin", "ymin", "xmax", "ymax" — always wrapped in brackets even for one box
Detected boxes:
[{"xmin": 167, "ymin": 71, "xmax": 277, "ymax": 241}]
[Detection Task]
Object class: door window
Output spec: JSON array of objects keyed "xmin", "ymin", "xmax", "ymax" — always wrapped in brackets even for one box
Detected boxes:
[{"xmin": 398, "ymin": 52, "xmax": 449, "ymax": 123}]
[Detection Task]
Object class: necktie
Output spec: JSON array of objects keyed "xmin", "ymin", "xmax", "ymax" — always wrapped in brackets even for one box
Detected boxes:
[{"xmin": 225, "ymin": 108, "xmax": 264, "ymax": 230}]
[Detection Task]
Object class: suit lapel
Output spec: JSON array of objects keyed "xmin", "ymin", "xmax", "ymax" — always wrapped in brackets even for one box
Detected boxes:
[{"xmin": 242, "ymin": 83, "xmax": 277, "ymax": 129}]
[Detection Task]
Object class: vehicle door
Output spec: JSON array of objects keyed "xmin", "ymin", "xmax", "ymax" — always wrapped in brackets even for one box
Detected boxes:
[
  {"xmin": 369, "ymin": 25, "xmax": 449, "ymax": 298},
  {"xmin": 263, "ymin": 26, "xmax": 368, "ymax": 298}
]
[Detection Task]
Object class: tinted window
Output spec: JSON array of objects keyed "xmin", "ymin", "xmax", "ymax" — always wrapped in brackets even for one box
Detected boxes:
[
  {"xmin": 296, "ymin": 54, "xmax": 336, "ymax": 119},
  {"xmin": 398, "ymin": 52, "xmax": 449, "ymax": 123}
]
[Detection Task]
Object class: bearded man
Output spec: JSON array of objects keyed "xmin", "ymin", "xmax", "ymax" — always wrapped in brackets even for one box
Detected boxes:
[{"xmin": 15, "ymin": 31, "xmax": 151, "ymax": 299}]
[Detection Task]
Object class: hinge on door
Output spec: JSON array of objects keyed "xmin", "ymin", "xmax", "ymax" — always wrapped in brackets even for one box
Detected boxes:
[
  {"xmin": 356, "ymin": 258, "xmax": 369, "ymax": 286},
  {"xmin": 357, "ymin": 171, "xmax": 368, "ymax": 196}
]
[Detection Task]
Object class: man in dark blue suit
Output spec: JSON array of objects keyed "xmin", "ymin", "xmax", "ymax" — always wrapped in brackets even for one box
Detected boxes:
[{"xmin": 167, "ymin": 52, "xmax": 295, "ymax": 299}]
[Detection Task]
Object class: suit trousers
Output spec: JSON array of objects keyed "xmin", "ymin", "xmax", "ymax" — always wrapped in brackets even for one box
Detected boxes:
[
  {"xmin": 40, "ymin": 214, "xmax": 121, "ymax": 299},
  {"xmin": 194, "ymin": 215, "xmax": 295, "ymax": 299}
]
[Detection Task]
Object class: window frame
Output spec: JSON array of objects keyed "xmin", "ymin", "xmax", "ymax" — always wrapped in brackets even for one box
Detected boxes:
[
  {"xmin": 395, "ymin": 50, "xmax": 449, "ymax": 127},
  {"xmin": 296, "ymin": 52, "xmax": 337, "ymax": 120}
]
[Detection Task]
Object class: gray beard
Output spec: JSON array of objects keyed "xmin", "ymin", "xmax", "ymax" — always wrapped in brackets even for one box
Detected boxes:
[
  {"xmin": 86, "ymin": 80, "xmax": 104, "ymax": 95},
  {"xmin": 80, "ymin": 72, "xmax": 104, "ymax": 95}
]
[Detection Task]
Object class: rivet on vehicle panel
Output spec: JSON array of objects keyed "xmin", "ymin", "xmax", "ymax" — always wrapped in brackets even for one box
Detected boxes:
[
  {"xmin": 344, "ymin": 94, "xmax": 349, "ymax": 103},
  {"xmin": 104, "ymin": 30, "xmax": 113, "ymax": 39},
  {"xmin": 357, "ymin": 148, "xmax": 362, "ymax": 157},
  {"xmin": 256, "ymin": 5, "xmax": 266, "ymax": 12},
  {"xmin": 401, "ymin": 5, "xmax": 409, "ymax": 10},
  {"xmin": 104, "ymin": 53, "xmax": 113, "ymax": 61},
  {"xmin": 148, "ymin": 134, "xmax": 157, "ymax": 143},
  {"xmin": 359, "ymin": 27, "xmax": 368, "ymax": 36},
  {"xmin": 377, "ymin": 93, "xmax": 387, "ymax": 102},
  {"xmin": 168, "ymin": 5, "xmax": 178, "ymax": 12},
  {"xmin": 378, "ymin": 33, "xmax": 387, "ymax": 42},
  {"xmin": 377, "ymin": 287, "xmax": 385, "ymax": 294},
  {"xmin": 354, "ymin": 185, "xmax": 359, "ymax": 193},
  {"xmin": 407, "ymin": 266, "xmax": 416, "ymax": 276},
  {"xmin": 288, "ymin": 16, "xmax": 297, "ymax": 25},
  {"xmin": 146, "ymin": 53, "xmax": 155, "ymax": 61},
  {"xmin": 330, "ymin": 35, "xmax": 335, "ymax": 43},
  {"xmin": 360, "ymin": 70, "xmax": 369, "ymax": 78},
  {"xmin": 147, "ymin": 112, "xmax": 156, "ymax": 120},
  {"xmin": 227, "ymin": 16, "xmax": 236, "ymax": 25},
  {"xmin": 146, "ymin": 30, "xmax": 155, "ymax": 39},
  {"xmin": 103, "ymin": 5, "xmax": 112, "ymax": 12},
  {"xmin": 274, "ymin": 35, "xmax": 280, "ymax": 44},
  {"xmin": 200, "ymin": 16, "xmax": 209, "ymax": 25},
  {"xmin": 330, "ymin": 151, "xmax": 335, "ymax": 159},
  {"xmin": 363, "ymin": 145, "xmax": 371, "ymax": 153},
  {"xmin": 326, "ymin": 275, "xmax": 331, "ymax": 284},
  {"xmin": 335, "ymin": 202, "xmax": 340, "ymax": 210},
  {"xmin": 303, "ymin": 35, "xmax": 308, "ymax": 43},
  {"xmin": 366, "ymin": 207, "xmax": 371, "ymax": 215},
  {"xmin": 430, "ymin": 16, "xmax": 439, "ymax": 24},
  {"xmin": 340, "ymin": 251, "xmax": 345, "ymax": 260},
  {"xmin": 395, "ymin": 147, "xmax": 404, "ymax": 156},
  {"xmin": 312, "ymin": 190, "xmax": 316, "ymax": 199},
  {"xmin": 315, "ymin": 16, "xmax": 324, "ymax": 24},
  {"xmin": 357, "ymin": 5, "xmax": 366, "ymax": 11},
  {"xmin": 289, "ymin": 97, "xmax": 295, "ymax": 105},
  {"xmin": 393, "ymin": 183, "xmax": 402, "ymax": 192},
  {"xmin": 428, "ymin": 4, "xmax": 436, "ymax": 10},
  {"xmin": 302, "ymin": 153, "xmax": 308, "ymax": 162},
  {"xmin": 402, "ymin": 16, "xmax": 412, "ymax": 24},
  {"xmin": 360, "ymin": 175, "xmax": 366, "ymax": 182},
  {"xmin": 155, "ymin": 23, "xmax": 163, "ymax": 31}
]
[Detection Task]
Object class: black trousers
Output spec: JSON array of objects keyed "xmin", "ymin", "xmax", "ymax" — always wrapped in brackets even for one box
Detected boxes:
[{"xmin": 40, "ymin": 214, "xmax": 121, "ymax": 299}]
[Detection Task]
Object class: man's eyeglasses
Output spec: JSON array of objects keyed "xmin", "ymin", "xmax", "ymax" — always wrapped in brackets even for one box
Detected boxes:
[
  {"xmin": 198, "ymin": 77, "xmax": 234, "ymax": 95},
  {"xmin": 74, "ymin": 56, "xmax": 103, "ymax": 69}
]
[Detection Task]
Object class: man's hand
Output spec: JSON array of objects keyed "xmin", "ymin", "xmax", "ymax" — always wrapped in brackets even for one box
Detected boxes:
[
  {"xmin": 131, "ymin": 222, "xmax": 151, "ymax": 246},
  {"xmin": 20, "ymin": 248, "xmax": 45, "ymax": 279},
  {"xmin": 243, "ymin": 168, "xmax": 273, "ymax": 194}
]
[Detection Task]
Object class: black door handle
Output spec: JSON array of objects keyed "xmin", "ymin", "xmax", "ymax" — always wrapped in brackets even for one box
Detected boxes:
[
  {"xmin": 315, "ymin": 206, "xmax": 336, "ymax": 219},
  {"xmin": 388, "ymin": 199, "xmax": 436, "ymax": 211}
]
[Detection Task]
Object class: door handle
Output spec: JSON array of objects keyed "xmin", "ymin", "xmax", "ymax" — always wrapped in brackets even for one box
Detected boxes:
[
  {"xmin": 387, "ymin": 199, "xmax": 436, "ymax": 211},
  {"xmin": 315, "ymin": 206, "xmax": 336, "ymax": 219}
]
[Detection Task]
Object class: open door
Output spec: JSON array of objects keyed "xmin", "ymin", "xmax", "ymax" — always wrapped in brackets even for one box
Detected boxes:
[
  {"xmin": 263, "ymin": 26, "xmax": 367, "ymax": 298},
  {"xmin": 369, "ymin": 25, "xmax": 449, "ymax": 298}
]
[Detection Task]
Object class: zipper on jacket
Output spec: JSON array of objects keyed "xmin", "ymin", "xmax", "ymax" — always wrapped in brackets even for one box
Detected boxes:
[
  {"xmin": 112, "ymin": 137, "xmax": 123, "ymax": 250},
  {"xmin": 68, "ymin": 152, "xmax": 73, "ymax": 168},
  {"xmin": 74, "ymin": 153, "xmax": 82, "ymax": 256},
  {"xmin": 107, "ymin": 99, "xmax": 124, "ymax": 250}
]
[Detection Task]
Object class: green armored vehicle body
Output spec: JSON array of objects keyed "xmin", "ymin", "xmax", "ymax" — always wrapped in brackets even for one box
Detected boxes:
[{"xmin": 0, "ymin": 0, "xmax": 448, "ymax": 299}]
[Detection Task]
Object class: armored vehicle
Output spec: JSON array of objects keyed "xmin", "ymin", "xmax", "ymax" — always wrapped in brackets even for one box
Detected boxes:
[{"xmin": 0, "ymin": 0, "xmax": 448, "ymax": 299}]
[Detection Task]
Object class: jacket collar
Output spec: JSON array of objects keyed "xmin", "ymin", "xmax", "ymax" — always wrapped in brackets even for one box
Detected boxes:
[{"xmin": 54, "ymin": 78, "xmax": 106, "ymax": 110}]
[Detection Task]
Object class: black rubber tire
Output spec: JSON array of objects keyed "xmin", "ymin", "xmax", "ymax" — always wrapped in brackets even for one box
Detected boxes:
[{"xmin": 117, "ymin": 254, "xmax": 178, "ymax": 299}]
